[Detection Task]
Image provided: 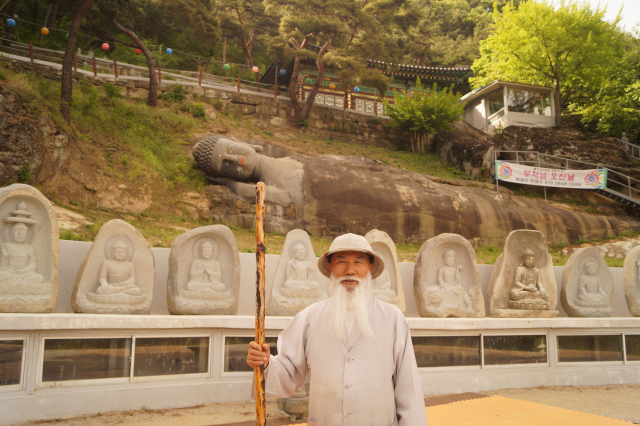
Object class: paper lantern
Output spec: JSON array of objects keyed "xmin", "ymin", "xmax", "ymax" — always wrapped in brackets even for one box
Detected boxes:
[
  {"xmin": 135, "ymin": 48, "xmax": 142, "ymax": 54},
  {"xmin": 101, "ymin": 43, "xmax": 109, "ymax": 50},
  {"xmin": 165, "ymin": 48, "xmax": 172, "ymax": 55},
  {"xmin": 6, "ymin": 19, "xmax": 16, "ymax": 27},
  {"xmin": 223, "ymin": 63, "xmax": 230, "ymax": 70},
  {"xmin": 252, "ymin": 66, "xmax": 259, "ymax": 73},
  {"xmin": 279, "ymin": 69, "xmax": 286, "ymax": 75},
  {"xmin": 329, "ymin": 83, "xmax": 335, "ymax": 89},
  {"xmin": 40, "ymin": 27, "xmax": 49, "ymax": 35},
  {"xmin": 354, "ymin": 87, "xmax": 360, "ymax": 93}
]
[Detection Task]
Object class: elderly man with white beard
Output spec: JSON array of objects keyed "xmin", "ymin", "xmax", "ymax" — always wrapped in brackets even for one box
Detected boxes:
[{"xmin": 247, "ymin": 233, "xmax": 427, "ymax": 426}]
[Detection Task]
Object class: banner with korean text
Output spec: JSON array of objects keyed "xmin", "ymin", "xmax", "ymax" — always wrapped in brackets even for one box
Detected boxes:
[{"xmin": 495, "ymin": 161, "xmax": 607, "ymax": 189}]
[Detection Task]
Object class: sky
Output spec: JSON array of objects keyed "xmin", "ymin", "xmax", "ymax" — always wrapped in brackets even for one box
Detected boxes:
[{"xmin": 582, "ymin": 0, "xmax": 640, "ymax": 32}]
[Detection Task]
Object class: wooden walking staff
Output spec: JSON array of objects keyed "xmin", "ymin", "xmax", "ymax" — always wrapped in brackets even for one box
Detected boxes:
[{"xmin": 254, "ymin": 182, "xmax": 267, "ymax": 426}]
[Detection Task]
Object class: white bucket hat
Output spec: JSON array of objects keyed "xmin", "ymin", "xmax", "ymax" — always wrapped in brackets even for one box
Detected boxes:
[{"xmin": 317, "ymin": 233, "xmax": 385, "ymax": 279}]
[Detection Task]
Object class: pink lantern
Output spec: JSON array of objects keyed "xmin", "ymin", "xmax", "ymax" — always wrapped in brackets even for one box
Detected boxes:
[
  {"xmin": 252, "ymin": 66, "xmax": 259, "ymax": 73},
  {"xmin": 101, "ymin": 43, "xmax": 109, "ymax": 50}
]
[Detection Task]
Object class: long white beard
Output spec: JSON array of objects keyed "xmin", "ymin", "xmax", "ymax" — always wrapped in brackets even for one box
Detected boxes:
[{"xmin": 329, "ymin": 272, "xmax": 375, "ymax": 343}]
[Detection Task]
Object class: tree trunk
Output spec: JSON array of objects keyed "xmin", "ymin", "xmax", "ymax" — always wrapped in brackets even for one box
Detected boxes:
[
  {"xmin": 553, "ymin": 77, "xmax": 562, "ymax": 127},
  {"xmin": 2, "ymin": 0, "xmax": 21, "ymax": 47},
  {"xmin": 39, "ymin": 3, "xmax": 52, "ymax": 42},
  {"xmin": 298, "ymin": 43, "xmax": 329, "ymax": 127},
  {"xmin": 241, "ymin": 37, "xmax": 254, "ymax": 68},
  {"xmin": 289, "ymin": 56, "xmax": 302, "ymax": 127},
  {"xmin": 112, "ymin": 18, "xmax": 157, "ymax": 107},
  {"xmin": 60, "ymin": 0, "xmax": 92, "ymax": 124},
  {"xmin": 222, "ymin": 38, "xmax": 227, "ymax": 64},
  {"xmin": 84, "ymin": 15, "xmax": 91, "ymax": 45},
  {"xmin": 47, "ymin": 3, "xmax": 58, "ymax": 40}
]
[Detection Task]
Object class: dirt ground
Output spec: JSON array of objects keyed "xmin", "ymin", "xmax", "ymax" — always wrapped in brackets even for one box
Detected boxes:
[
  {"xmin": 9, "ymin": 384, "xmax": 640, "ymax": 426},
  {"xmin": 482, "ymin": 384, "xmax": 640, "ymax": 424}
]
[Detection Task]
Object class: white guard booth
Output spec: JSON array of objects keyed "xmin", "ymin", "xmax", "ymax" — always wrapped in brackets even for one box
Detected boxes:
[
  {"xmin": 0, "ymin": 240, "xmax": 639, "ymax": 424},
  {"xmin": 460, "ymin": 81, "xmax": 556, "ymax": 133}
]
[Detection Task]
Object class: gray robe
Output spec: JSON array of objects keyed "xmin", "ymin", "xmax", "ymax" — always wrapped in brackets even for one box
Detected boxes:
[{"xmin": 253, "ymin": 297, "xmax": 428, "ymax": 426}]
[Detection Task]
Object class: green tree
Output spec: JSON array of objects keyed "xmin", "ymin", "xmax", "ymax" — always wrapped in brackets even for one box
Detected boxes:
[
  {"xmin": 384, "ymin": 79, "xmax": 465, "ymax": 153},
  {"xmin": 579, "ymin": 32, "xmax": 640, "ymax": 142},
  {"xmin": 470, "ymin": 0, "xmax": 626, "ymax": 126},
  {"xmin": 265, "ymin": 0, "xmax": 412, "ymax": 128}
]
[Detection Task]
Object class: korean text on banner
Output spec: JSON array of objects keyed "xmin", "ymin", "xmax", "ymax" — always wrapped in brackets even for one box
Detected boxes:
[{"xmin": 495, "ymin": 161, "xmax": 607, "ymax": 189}]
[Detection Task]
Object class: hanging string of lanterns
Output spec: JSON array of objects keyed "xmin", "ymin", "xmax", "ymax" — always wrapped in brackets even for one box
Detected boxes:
[
  {"xmin": 135, "ymin": 48, "xmax": 142, "ymax": 54},
  {"xmin": 165, "ymin": 48, "xmax": 172, "ymax": 55},
  {"xmin": 6, "ymin": 18, "xmax": 15, "ymax": 27},
  {"xmin": 279, "ymin": 69, "xmax": 286, "ymax": 75},
  {"xmin": 101, "ymin": 43, "xmax": 109, "ymax": 50},
  {"xmin": 40, "ymin": 27, "xmax": 49, "ymax": 35}
]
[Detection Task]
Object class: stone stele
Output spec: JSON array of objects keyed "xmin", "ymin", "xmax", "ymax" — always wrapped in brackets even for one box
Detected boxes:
[
  {"xmin": 0, "ymin": 184, "xmax": 58, "ymax": 313},
  {"xmin": 168, "ymin": 225, "xmax": 240, "ymax": 315},
  {"xmin": 623, "ymin": 245, "xmax": 640, "ymax": 317},
  {"xmin": 267, "ymin": 229, "xmax": 327, "ymax": 316},
  {"xmin": 488, "ymin": 230, "xmax": 559, "ymax": 318},
  {"xmin": 71, "ymin": 219, "xmax": 155, "ymax": 314},
  {"xmin": 561, "ymin": 247, "xmax": 613, "ymax": 317},
  {"xmin": 365, "ymin": 229, "xmax": 406, "ymax": 312},
  {"xmin": 413, "ymin": 233, "xmax": 484, "ymax": 318}
]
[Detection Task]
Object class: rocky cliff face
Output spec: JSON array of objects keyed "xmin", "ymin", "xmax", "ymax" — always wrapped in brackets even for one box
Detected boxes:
[{"xmin": 0, "ymin": 83, "xmax": 69, "ymax": 185}]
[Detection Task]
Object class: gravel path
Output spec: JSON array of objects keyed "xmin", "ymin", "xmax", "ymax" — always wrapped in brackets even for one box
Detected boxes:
[{"xmin": 482, "ymin": 384, "xmax": 640, "ymax": 424}]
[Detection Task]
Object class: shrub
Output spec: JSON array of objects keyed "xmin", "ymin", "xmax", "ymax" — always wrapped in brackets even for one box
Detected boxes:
[
  {"xmin": 104, "ymin": 82, "xmax": 123, "ymax": 99},
  {"xmin": 17, "ymin": 164, "xmax": 32, "ymax": 183},
  {"xmin": 191, "ymin": 103, "xmax": 205, "ymax": 118},
  {"xmin": 210, "ymin": 98, "xmax": 224, "ymax": 110},
  {"xmin": 159, "ymin": 84, "xmax": 188, "ymax": 103}
]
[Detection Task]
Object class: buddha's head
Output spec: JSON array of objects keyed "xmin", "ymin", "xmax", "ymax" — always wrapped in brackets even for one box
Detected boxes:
[
  {"xmin": 293, "ymin": 244, "xmax": 305, "ymax": 261},
  {"xmin": 12, "ymin": 223, "xmax": 28, "ymax": 243},
  {"xmin": 521, "ymin": 249, "xmax": 535, "ymax": 268},
  {"xmin": 193, "ymin": 137, "xmax": 261, "ymax": 181},
  {"xmin": 112, "ymin": 241, "xmax": 128, "ymax": 261},
  {"xmin": 201, "ymin": 241, "xmax": 214, "ymax": 259},
  {"xmin": 444, "ymin": 249, "xmax": 457, "ymax": 266},
  {"xmin": 584, "ymin": 262, "xmax": 597, "ymax": 276}
]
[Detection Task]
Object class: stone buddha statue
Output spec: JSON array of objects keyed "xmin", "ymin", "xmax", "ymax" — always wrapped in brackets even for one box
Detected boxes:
[
  {"xmin": 281, "ymin": 244, "xmax": 321, "ymax": 298},
  {"xmin": 509, "ymin": 249, "xmax": 549, "ymax": 310},
  {"xmin": 0, "ymin": 202, "xmax": 48, "ymax": 295},
  {"xmin": 186, "ymin": 241, "xmax": 226, "ymax": 292},
  {"xmin": 371, "ymin": 253, "xmax": 399, "ymax": 304},
  {"xmin": 95, "ymin": 241, "xmax": 142, "ymax": 296},
  {"xmin": 575, "ymin": 262, "xmax": 609, "ymax": 308},
  {"xmin": 427, "ymin": 249, "xmax": 473, "ymax": 314}
]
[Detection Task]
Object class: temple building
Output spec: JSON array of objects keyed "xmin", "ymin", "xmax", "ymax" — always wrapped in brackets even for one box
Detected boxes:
[{"xmin": 261, "ymin": 55, "xmax": 473, "ymax": 116}]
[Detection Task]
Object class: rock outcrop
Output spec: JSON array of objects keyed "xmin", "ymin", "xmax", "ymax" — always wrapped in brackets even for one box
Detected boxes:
[{"xmin": 434, "ymin": 121, "xmax": 497, "ymax": 179}]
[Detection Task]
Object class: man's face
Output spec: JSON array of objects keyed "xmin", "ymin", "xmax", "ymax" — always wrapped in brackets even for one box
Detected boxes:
[{"xmin": 329, "ymin": 251, "xmax": 372, "ymax": 289}]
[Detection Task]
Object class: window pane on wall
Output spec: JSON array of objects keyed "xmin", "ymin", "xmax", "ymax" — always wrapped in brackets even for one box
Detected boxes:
[
  {"xmin": 412, "ymin": 336, "xmax": 480, "ymax": 368},
  {"xmin": 0, "ymin": 340, "xmax": 23, "ymax": 386},
  {"xmin": 626, "ymin": 335, "xmax": 640, "ymax": 361},
  {"xmin": 483, "ymin": 335, "xmax": 547, "ymax": 365},
  {"xmin": 224, "ymin": 336, "xmax": 278, "ymax": 372},
  {"xmin": 42, "ymin": 339, "xmax": 131, "ymax": 382},
  {"xmin": 487, "ymin": 88, "xmax": 504, "ymax": 117},
  {"xmin": 134, "ymin": 337, "xmax": 209, "ymax": 377},
  {"xmin": 557, "ymin": 335, "xmax": 623, "ymax": 362},
  {"xmin": 508, "ymin": 89, "xmax": 552, "ymax": 116}
]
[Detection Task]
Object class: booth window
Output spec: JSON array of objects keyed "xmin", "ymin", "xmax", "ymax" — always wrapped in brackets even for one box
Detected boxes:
[
  {"xmin": 483, "ymin": 335, "xmax": 547, "ymax": 366},
  {"xmin": 42, "ymin": 338, "xmax": 131, "ymax": 382},
  {"xmin": 412, "ymin": 336, "xmax": 481, "ymax": 368},
  {"xmin": 134, "ymin": 337, "xmax": 209, "ymax": 377},
  {"xmin": 626, "ymin": 335, "xmax": 640, "ymax": 361},
  {"xmin": 507, "ymin": 89, "xmax": 552, "ymax": 116},
  {"xmin": 0, "ymin": 340, "xmax": 23, "ymax": 386},
  {"xmin": 224, "ymin": 336, "xmax": 278, "ymax": 372},
  {"xmin": 557, "ymin": 335, "xmax": 623, "ymax": 363},
  {"xmin": 487, "ymin": 88, "xmax": 505, "ymax": 124}
]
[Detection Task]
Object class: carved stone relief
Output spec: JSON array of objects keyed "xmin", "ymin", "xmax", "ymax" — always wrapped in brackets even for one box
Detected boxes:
[
  {"xmin": 488, "ymin": 230, "xmax": 559, "ymax": 318},
  {"xmin": 364, "ymin": 229, "xmax": 406, "ymax": 312},
  {"xmin": 267, "ymin": 229, "xmax": 327, "ymax": 316},
  {"xmin": 561, "ymin": 247, "xmax": 613, "ymax": 317},
  {"xmin": 0, "ymin": 184, "xmax": 58, "ymax": 313},
  {"xmin": 623, "ymin": 245, "xmax": 640, "ymax": 317},
  {"xmin": 168, "ymin": 225, "xmax": 240, "ymax": 315},
  {"xmin": 413, "ymin": 233, "xmax": 484, "ymax": 318},
  {"xmin": 71, "ymin": 220, "xmax": 155, "ymax": 314}
]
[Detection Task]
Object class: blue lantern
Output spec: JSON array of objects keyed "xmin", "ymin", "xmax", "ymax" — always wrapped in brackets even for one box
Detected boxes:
[
  {"xmin": 165, "ymin": 48, "xmax": 173, "ymax": 55},
  {"xmin": 279, "ymin": 69, "xmax": 286, "ymax": 75},
  {"xmin": 354, "ymin": 87, "xmax": 360, "ymax": 93},
  {"xmin": 6, "ymin": 19, "xmax": 16, "ymax": 27}
]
